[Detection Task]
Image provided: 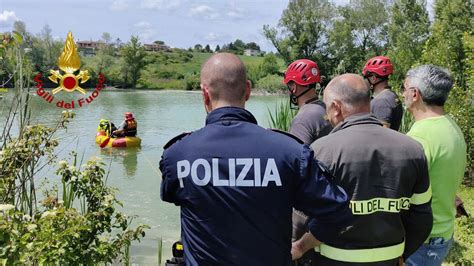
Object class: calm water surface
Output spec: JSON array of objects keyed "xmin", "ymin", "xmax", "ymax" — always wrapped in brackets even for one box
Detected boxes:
[{"xmin": 0, "ymin": 89, "xmax": 285, "ymax": 264}]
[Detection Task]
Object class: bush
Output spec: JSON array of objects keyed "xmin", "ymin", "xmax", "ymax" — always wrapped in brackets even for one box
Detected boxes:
[
  {"xmin": 246, "ymin": 63, "xmax": 262, "ymax": 86},
  {"xmin": 260, "ymin": 53, "xmax": 280, "ymax": 76},
  {"xmin": 184, "ymin": 73, "xmax": 200, "ymax": 90},
  {"xmin": 255, "ymin": 74, "xmax": 286, "ymax": 93}
]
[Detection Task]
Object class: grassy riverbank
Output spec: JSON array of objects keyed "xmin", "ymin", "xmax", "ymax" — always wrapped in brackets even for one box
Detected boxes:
[
  {"xmin": 444, "ymin": 186, "xmax": 474, "ymax": 264},
  {"xmin": 82, "ymin": 51, "xmax": 287, "ymax": 92}
]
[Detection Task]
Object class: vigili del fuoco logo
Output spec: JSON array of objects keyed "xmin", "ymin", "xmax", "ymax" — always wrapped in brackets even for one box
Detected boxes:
[{"xmin": 33, "ymin": 31, "xmax": 105, "ymax": 109}]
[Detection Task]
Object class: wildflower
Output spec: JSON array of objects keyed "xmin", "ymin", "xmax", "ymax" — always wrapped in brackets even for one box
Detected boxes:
[
  {"xmin": 41, "ymin": 210, "xmax": 56, "ymax": 218},
  {"xmin": 0, "ymin": 204, "xmax": 14, "ymax": 212},
  {"xmin": 58, "ymin": 160, "xmax": 68, "ymax": 169},
  {"xmin": 27, "ymin": 224, "xmax": 37, "ymax": 232}
]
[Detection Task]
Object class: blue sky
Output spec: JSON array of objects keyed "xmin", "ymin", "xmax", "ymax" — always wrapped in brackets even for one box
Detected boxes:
[{"xmin": 0, "ymin": 0, "xmax": 433, "ymax": 52}]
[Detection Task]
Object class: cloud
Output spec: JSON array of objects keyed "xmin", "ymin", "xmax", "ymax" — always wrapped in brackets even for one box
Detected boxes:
[
  {"xmin": 194, "ymin": 32, "xmax": 232, "ymax": 45},
  {"xmin": 134, "ymin": 21, "xmax": 151, "ymax": 28},
  {"xmin": 0, "ymin": 10, "xmax": 19, "ymax": 29},
  {"xmin": 189, "ymin": 5, "xmax": 220, "ymax": 20},
  {"xmin": 140, "ymin": 0, "xmax": 181, "ymax": 10},
  {"xmin": 225, "ymin": 2, "xmax": 246, "ymax": 20},
  {"xmin": 110, "ymin": 0, "xmax": 130, "ymax": 11},
  {"xmin": 133, "ymin": 21, "xmax": 155, "ymax": 43}
]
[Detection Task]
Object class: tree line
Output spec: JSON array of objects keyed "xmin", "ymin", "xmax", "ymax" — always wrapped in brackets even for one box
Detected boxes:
[
  {"xmin": 264, "ymin": 0, "xmax": 473, "ymax": 183},
  {"xmin": 190, "ymin": 39, "xmax": 262, "ymax": 55}
]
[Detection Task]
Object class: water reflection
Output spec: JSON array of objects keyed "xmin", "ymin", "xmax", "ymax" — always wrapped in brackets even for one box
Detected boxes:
[
  {"xmin": 99, "ymin": 147, "xmax": 140, "ymax": 178},
  {"xmin": 0, "ymin": 90, "xmax": 284, "ymax": 264}
]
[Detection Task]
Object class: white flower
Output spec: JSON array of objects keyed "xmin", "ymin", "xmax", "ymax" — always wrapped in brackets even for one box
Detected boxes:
[
  {"xmin": 58, "ymin": 160, "xmax": 67, "ymax": 168},
  {"xmin": 0, "ymin": 204, "xmax": 14, "ymax": 212},
  {"xmin": 27, "ymin": 224, "xmax": 37, "ymax": 232},
  {"xmin": 41, "ymin": 210, "xmax": 56, "ymax": 218}
]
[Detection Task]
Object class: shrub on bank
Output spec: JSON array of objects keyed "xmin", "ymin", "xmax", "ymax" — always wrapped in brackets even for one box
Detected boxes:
[
  {"xmin": 255, "ymin": 74, "xmax": 286, "ymax": 93},
  {"xmin": 185, "ymin": 73, "xmax": 200, "ymax": 90}
]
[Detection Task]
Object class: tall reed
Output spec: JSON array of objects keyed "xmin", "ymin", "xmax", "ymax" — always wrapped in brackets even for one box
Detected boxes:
[{"xmin": 268, "ymin": 100, "xmax": 296, "ymax": 131}]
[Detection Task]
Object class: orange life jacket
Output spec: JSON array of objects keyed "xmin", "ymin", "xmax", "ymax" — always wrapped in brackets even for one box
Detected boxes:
[{"xmin": 125, "ymin": 119, "xmax": 137, "ymax": 136}]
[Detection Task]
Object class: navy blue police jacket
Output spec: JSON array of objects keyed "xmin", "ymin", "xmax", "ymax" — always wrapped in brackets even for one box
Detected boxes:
[{"xmin": 160, "ymin": 107, "xmax": 352, "ymax": 266}]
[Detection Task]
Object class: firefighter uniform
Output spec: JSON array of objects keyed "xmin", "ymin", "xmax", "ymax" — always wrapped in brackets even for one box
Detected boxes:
[
  {"xmin": 160, "ymin": 106, "xmax": 353, "ymax": 266},
  {"xmin": 309, "ymin": 113, "xmax": 433, "ymax": 265}
]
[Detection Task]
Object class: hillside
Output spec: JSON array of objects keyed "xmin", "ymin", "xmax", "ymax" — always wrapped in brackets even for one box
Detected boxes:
[{"xmin": 82, "ymin": 51, "xmax": 287, "ymax": 92}]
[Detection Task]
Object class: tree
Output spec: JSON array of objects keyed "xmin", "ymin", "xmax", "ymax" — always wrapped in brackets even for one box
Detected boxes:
[
  {"xmin": 246, "ymin": 42, "xmax": 260, "ymax": 51},
  {"xmin": 96, "ymin": 33, "xmax": 115, "ymax": 74},
  {"xmin": 40, "ymin": 24, "xmax": 56, "ymax": 69},
  {"xmin": 204, "ymin": 44, "xmax": 212, "ymax": 53},
  {"xmin": 328, "ymin": 0, "xmax": 390, "ymax": 75},
  {"xmin": 387, "ymin": 0, "xmax": 430, "ymax": 89},
  {"xmin": 422, "ymin": 0, "xmax": 473, "ymax": 89},
  {"xmin": 422, "ymin": 0, "xmax": 473, "ymax": 182},
  {"xmin": 260, "ymin": 53, "xmax": 280, "ymax": 76},
  {"xmin": 101, "ymin": 32, "xmax": 111, "ymax": 44},
  {"xmin": 215, "ymin": 45, "xmax": 220, "ymax": 52},
  {"xmin": 120, "ymin": 36, "xmax": 147, "ymax": 89},
  {"xmin": 263, "ymin": 0, "xmax": 334, "ymax": 64},
  {"xmin": 233, "ymin": 39, "xmax": 246, "ymax": 54},
  {"xmin": 194, "ymin": 44, "xmax": 203, "ymax": 52},
  {"xmin": 13, "ymin": 21, "xmax": 27, "ymax": 37}
]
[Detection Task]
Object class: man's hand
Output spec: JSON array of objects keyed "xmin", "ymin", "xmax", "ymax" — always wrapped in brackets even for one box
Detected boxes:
[
  {"xmin": 291, "ymin": 232, "xmax": 322, "ymax": 260},
  {"xmin": 291, "ymin": 241, "xmax": 305, "ymax": 260}
]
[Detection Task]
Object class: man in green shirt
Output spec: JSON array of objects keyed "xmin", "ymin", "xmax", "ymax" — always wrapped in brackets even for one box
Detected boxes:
[{"xmin": 403, "ymin": 65, "xmax": 467, "ymax": 265}]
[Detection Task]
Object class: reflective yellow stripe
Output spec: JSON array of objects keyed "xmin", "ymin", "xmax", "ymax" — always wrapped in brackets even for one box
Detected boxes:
[
  {"xmin": 315, "ymin": 241, "xmax": 404, "ymax": 263},
  {"xmin": 350, "ymin": 198, "xmax": 411, "ymax": 215},
  {"xmin": 410, "ymin": 185, "xmax": 432, "ymax": 205},
  {"xmin": 350, "ymin": 187, "xmax": 432, "ymax": 215}
]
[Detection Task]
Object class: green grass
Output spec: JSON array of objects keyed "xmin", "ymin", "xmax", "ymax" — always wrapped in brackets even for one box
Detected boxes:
[
  {"xmin": 444, "ymin": 186, "xmax": 474, "ymax": 265},
  {"xmin": 83, "ymin": 51, "xmax": 286, "ymax": 90}
]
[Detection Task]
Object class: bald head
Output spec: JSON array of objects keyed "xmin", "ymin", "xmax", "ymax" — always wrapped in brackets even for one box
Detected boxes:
[
  {"xmin": 324, "ymin": 73, "xmax": 370, "ymax": 114},
  {"xmin": 201, "ymin": 53, "xmax": 248, "ymax": 105}
]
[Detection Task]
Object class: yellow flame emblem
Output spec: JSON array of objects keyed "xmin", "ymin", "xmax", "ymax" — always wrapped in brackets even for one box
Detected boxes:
[{"xmin": 49, "ymin": 32, "xmax": 89, "ymax": 94}]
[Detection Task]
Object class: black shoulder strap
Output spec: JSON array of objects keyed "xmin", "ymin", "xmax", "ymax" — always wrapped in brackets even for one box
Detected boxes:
[
  {"xmin": 269, "ymin": 129, "xmax": 304, "ymax": 144},
  {"xmin": 163, "ymin": 132, "xmax": 192, "ymax": 150}
]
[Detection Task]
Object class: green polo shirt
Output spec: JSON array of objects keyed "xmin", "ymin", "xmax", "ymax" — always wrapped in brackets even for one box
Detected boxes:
[{"xmin": 407, "ymin": 115, "xmax": 467, "ymax": 240}]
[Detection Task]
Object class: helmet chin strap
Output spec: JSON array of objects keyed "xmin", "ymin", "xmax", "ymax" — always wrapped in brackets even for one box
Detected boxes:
[
  {"xmin": 366, "ymin": 75, "xmax": 388, "ymax": 89},
  {"xmin": 289, "ymin": 86, "xmax": 313, "ymax": 109}
]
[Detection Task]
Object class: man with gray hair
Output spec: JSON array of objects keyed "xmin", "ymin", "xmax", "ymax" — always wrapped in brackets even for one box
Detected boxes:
[
  {"xmin": 403, "ymin": 65, "xmax": 467, "ymax": 265},
  {"xmin": 292, "ymin": 74, "xmax": 433, "ymax": 265}
]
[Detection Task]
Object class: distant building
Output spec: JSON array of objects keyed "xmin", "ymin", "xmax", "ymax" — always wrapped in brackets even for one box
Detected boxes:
[
  {"xmin": 144, "ymin": 43, "xmax": 171, "ymax": 52},
  {"xmin": 76, "ymin": 40, "xmax": 104, "ymax": 56},
  {"xmin": 244, "ymin": 49, "xmax": 261, "ymax": 56}
]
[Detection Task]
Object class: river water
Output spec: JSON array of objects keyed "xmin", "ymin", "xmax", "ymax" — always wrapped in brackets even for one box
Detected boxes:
[{"xmin": 0, "ymin": 89, "xmax": 285, "ymax": 264}]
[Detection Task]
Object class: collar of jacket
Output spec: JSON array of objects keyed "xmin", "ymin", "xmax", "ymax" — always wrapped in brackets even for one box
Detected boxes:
[
  {"xmin": 330, "ymin": 112, "xmax": 383, "ymax": 134},
  {"xmin": 205, "ymin": 106, "xmax": 258, "ymax": 125}
]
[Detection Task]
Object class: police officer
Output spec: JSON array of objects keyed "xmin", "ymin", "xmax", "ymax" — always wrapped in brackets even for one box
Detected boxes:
[
  {"xmin": 362, "ymin": 56, "xmax": 403, "ymax": 131},
  {"xmin": 283, "ymin": 59, "xmax": 332, "ymax": 144},
  {"xmin": 292, "ymin": 74, "xmax": 433, "ymax": 265},
  {"xmin": 159, "ymin": 53, "xmax": 353, "ymax": 265}
]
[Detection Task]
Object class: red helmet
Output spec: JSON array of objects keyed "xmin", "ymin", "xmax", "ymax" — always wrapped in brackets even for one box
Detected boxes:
[
  {"xmin": 125, "ymin": 112, "xmax": 134, "ymax": 120},
  {"xmin": 283, "ymin": 59, "xmax": 321, "ymax": 86},
  {"xmin": 362, "ymin": 56, "xmax": 393, "ymax": 77}
]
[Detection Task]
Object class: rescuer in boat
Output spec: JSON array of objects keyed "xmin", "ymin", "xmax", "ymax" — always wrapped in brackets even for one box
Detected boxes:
[{"xmin": 112, "ymin": 112, "xmax": 137, "ymax": 138}]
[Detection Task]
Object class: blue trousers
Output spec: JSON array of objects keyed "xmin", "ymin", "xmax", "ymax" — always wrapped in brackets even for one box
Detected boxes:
[{"xmin": 405, "ymin": 236, "xmax": 454, "ymax": 266}]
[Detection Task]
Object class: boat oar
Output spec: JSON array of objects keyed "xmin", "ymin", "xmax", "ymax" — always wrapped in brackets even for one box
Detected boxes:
[
  {"xmin": 99, "ymin": 121, "xmax": 113, "ymax": 148},
  {"xmin": 100, "ymin": 137, "xmax": 110, "ymax": 148}
]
